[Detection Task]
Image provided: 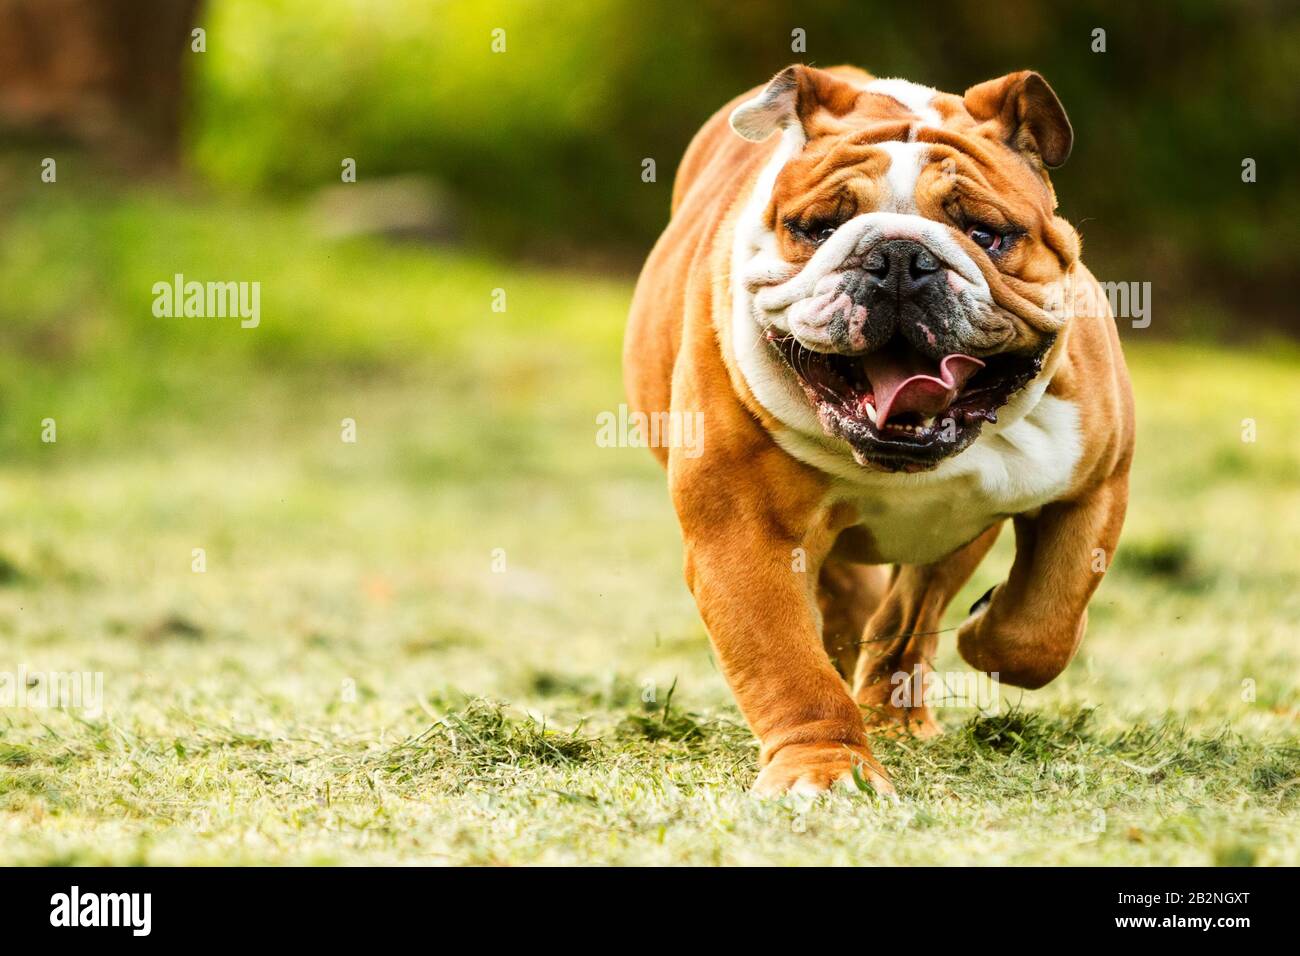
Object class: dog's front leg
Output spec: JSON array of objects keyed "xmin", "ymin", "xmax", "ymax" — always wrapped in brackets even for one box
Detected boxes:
[
  {"xmin": 957, "ymin": 474, "xmax": 1128, "ymax": 688},
  {"xmin": 670, "ymin": 447, "xmax": 892, "ymax": 798}
]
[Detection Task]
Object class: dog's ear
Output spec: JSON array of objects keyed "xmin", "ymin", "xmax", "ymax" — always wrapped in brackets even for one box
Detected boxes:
[
  {"xmin": 963, "ymin": 71, "xmax": 1073, "ymax": 169},
  {"xmin": 729, "ymin": 65, "xmax": 862, "ymax": 143}
]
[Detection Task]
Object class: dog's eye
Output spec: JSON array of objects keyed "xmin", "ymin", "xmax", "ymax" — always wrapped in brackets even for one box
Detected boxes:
[
  {"xmin": 967, "ymin": 225, "xmax": 1003, "ymax": 252},
  {"xmin": 787, "ymin": 218, "xmax": 840, "ymax": 247},
  {"xmin": 812, "ymin": 225, "xmax": 838, "ymax": 245}
]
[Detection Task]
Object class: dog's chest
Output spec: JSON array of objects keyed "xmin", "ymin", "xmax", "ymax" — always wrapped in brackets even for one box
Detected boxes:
[{"xmin": 825, "ymin": 395, "xmax": 1083, "ymax": 565}]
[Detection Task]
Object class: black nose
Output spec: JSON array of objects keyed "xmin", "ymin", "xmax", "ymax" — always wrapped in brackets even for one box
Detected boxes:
[{"xmin": 864, "ymin": 239, "xmax": 942, "ymax": 297}]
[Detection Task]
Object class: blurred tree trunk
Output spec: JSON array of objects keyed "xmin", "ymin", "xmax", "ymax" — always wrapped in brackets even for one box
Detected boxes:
[{"xmin": 0, "ymin": 0, "xmax": 202, "ymax": 166}]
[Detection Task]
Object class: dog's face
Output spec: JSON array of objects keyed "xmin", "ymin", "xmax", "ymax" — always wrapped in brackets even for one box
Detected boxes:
[{"xmin": 731, "ymin": 67, "xmax": 1081, "ymax": 472}]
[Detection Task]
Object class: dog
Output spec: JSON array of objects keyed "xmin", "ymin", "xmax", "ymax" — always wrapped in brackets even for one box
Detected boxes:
[{"xmin": 624, "ymin": 65, "xmax": 1134, "ymax": 796}]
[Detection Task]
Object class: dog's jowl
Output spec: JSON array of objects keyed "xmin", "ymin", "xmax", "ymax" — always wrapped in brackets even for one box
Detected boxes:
[{"xmin": 624, "ymin": 65, "xmax": 1134, "ymax": 796}]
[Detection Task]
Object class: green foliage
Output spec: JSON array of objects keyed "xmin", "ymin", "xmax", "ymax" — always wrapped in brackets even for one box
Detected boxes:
[
  {"xmin": 0, "ymin": 177, "xmax": 629, "ymax": 463},
  {"xmin": 189, "ymin": 0, "xmax": 1300, "ymax": 325},
  {"xmin": 381, "ymin": 698, "xmax": 603, "ymax": 785}
]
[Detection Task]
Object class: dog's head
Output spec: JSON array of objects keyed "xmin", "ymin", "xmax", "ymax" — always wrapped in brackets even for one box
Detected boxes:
[{"xmin": 731, "ymin": 66, "xmax": 1080, "ymax": 472}]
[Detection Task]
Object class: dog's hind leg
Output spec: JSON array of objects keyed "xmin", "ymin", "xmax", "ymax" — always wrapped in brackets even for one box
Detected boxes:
[
  {"xmin": 852, "ymin": 524, "xmax": 1002, "ymax": 738},
  {"xmin": 818, "ymin": 560, "xmax": 890, "ymax": 681}
]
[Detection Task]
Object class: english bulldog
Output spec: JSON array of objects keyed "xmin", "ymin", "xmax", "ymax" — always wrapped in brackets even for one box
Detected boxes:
[{"xmin": 624, "ymin": 65, "xmax": 1134, "ymax": 796}]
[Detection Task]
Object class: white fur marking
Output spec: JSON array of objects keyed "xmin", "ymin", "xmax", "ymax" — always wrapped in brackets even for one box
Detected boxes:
[
  {"xmin": 864, "ymin": 78, "xmax": 943, "ymax": 128},
  {"xmin": 816, "ymin": 396, "xmax": 1083, "ymax": 565},
  {"xmin": 730, "ymin": 85, "xmax": 801, "ymax": 142},
  {"xmin": 730, "ymin": 128, "xmax": 825, "ymax": 437},
  {"xmin": 877, "ymin": 141, "xmax": 927, "ymax": 214}
]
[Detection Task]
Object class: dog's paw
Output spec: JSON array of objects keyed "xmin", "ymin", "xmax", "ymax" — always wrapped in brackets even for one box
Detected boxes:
[
  {"xmin": 957, "ymin": 605, "xmax": 1085, "ymax": 690},
  {"xmin": 752, "ymin": 741, "xmax": 895, "ymax": 798}
]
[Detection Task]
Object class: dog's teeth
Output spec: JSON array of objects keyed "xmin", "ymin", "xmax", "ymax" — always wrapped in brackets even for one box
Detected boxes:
[
  {"xmin": 922, "ymin": 415, "xmax": 936, "ymax": 428},
  {"xmin": 863, "ymin": 402, "xmax": 878, "ymax": 425}
]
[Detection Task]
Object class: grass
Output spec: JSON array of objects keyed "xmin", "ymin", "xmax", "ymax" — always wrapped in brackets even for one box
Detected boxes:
[{"xmin": 0, "ymin": 180, "xmax": 1297, "ymax": 865}]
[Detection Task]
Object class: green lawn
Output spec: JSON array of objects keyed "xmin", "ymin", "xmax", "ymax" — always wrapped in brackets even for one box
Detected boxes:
[{"xmin": 0, "ymin": 185, "xmax": 1297, "ymax": 865}]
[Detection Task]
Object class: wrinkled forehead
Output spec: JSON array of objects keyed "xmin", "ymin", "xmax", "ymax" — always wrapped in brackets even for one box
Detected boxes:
[{"xmin": 768, "ymin": 78, "xmax": 1053, "ymax": 220}]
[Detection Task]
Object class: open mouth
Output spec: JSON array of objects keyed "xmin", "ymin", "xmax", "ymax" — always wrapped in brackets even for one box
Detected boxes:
[{"xmin": 766, "ymin": 330, "xmax": 1048, "ymax": 470}]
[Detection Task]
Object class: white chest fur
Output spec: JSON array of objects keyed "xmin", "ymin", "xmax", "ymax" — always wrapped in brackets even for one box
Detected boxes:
[{"xmin": 789, "ymin": 395, "xmax": 1083, "ymax": 565}]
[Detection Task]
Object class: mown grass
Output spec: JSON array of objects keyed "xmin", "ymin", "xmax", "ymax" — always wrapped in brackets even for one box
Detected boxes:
[{"xmin": 0, "ymin": 180, "xmax": 1297, "ymax": 864}]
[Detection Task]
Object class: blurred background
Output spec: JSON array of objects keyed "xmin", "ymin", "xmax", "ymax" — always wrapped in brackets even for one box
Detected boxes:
[
  {"xmin": 0, "ymin": 0, "xmax": 1297, "ymax": 865},
  {"xmin": 3, "ymin": 1, "xmax": 1298, "ymax": 313},
  {"xmin": 0, "ymin": 0, "xmax": 1295, "ymax": 471},
  {"xmin": 0, "ymin": 0, "xmax": 1294, "ymax": 449}
]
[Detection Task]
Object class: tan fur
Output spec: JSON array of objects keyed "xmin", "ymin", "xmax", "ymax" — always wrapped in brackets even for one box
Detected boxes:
[{"xmin": 624, "ymin": 65, "xmax": 1134, "ymax": 795}]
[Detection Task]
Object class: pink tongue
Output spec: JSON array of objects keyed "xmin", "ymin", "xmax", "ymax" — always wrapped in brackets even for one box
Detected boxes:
[{"xmin": 859, "ymin": 351, "xmax": 985, "ymax": 427}]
